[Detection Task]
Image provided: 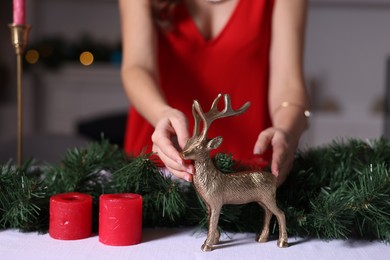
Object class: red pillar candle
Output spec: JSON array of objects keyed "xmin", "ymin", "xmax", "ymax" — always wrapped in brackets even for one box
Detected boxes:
[
  {"xmin": 13, "ymin": 0, "xmax": 26, "ymax": 25},
  {"xmin": 99, "ymin": 193, "xmax": 142, "ymax": 246},
  {"xmin": 49, "ymin": 192, "xmax": 93, "ymax": 240}
]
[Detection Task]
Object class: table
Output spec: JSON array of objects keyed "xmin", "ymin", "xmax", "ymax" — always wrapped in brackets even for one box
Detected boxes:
[{"xmin": 1, "ymin": 228, "xmax": 389, "ymax": 260}]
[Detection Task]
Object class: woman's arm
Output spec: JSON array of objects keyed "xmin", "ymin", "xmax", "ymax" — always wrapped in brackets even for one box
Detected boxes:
[
  {"xmin": 119, "ymin": 0, "xmax": 166, "ymax": 125},
  {"xmin": 269, "ymin": 0, "xmax": 309, "ymax": 129},
  {"xmin": 119, "ymin": 0, "xmax": 193, "ymax": 181},
  {"xmin": 254, "ymin": 0, "xmax": 310, "ymax": 185}
]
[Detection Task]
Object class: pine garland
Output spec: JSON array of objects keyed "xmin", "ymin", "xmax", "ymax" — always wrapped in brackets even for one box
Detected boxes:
[{"xmin": 0, "ymin": 138, "xmax": 389, "ymax": 244}]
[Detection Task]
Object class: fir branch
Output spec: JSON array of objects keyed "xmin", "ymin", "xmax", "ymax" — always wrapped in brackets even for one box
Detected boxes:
[
  {"xmin": 0, "ymin": 137, "xmax": 389, "ymax": 244},
  {"xmin": 43, "ymin": 139, "xmax": 126, "ymax": 198},
  {"xmin": 155, "ymin": 181, "xmax": 186, "ymax": 222},
  {"xmin": 308, "ymin": 187, "xmax": 354, "ymax": 240},
  {"xmin": 112, "ymin": 155, "xmax": 162, "ymax": 194},
  {"xmin": 213, "ymin": 153, "xmax": 236, "ymax": 173},
  {"xmin": 0, "ymin": 162, "xmax": 47, "ymax": 231},
  {"xmin": 347, "ymin": 163, "xmax": 390, "ymax": 242}
]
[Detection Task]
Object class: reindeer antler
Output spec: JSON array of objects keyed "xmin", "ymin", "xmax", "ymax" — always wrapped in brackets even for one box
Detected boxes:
[
  {"xmin": 191, "ymin": 102, "xmax": 202, "ymax": 138},
  {"xmin": 192, "ymin": 93, "xmax": 250, "ymax": 140}
]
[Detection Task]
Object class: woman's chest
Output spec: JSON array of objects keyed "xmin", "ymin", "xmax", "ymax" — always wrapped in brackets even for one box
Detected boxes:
[{"xmin": 183, "ymin": 0, "xmax": 239, "ymax": 41}]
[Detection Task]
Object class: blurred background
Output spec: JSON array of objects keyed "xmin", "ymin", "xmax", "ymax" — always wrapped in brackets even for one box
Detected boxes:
[{"xmin": 1, "ymin": 0, "xmax": 390, "ymax": 163}]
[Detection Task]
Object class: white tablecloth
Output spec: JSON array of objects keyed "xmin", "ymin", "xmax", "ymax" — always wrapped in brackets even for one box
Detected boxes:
[{"xmin": 1, "ymin": 228, "xmax": 389, "ymax": 260}]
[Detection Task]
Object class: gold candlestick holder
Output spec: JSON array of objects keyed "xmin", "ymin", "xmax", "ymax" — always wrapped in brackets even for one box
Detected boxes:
[{"xmin": 9, "ymin": 23, "xmax": 31, "ymax": 166}]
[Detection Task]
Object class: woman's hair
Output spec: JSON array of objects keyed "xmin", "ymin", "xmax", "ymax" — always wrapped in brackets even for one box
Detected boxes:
[{"xmin": 151, "ymin": 0, "xmax": 181, "ymax": 29}]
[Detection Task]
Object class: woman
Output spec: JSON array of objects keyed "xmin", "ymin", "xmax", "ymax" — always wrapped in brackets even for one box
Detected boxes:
[{"xmin": 119, "ymin": 0, "xmax": 310, "ymax": 185}]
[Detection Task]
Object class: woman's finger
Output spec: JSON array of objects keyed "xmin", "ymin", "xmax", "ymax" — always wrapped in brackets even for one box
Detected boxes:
[
  {"xmin": 154, "ymin": 145, "xmax": 193, "ymax": 181},
  {"xmin": 253, "ymin": 127, "xmax": 275, "ymax": 154},
  {"xmin": 169, "ymin": 113, "xmax": 189, "ymax": 150}
]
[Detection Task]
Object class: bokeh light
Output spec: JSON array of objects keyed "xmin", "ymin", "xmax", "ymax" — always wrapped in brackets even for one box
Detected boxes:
[
  {"xmin": 25, "ymin": 49, "xmax": 39, "ymax": 64},
  {"xmin": 79, "ymin": 51, "xmax": 94, "ymax": 66}
]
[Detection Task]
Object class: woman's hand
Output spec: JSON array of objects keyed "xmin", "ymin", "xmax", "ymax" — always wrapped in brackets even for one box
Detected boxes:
[
  {"xmin": 253, "ymin": 127, "xmax": 298, "ymax": 186},
  {"xmin": 151, "ymin": 107, "xmax": 194, "ymax": 182}
]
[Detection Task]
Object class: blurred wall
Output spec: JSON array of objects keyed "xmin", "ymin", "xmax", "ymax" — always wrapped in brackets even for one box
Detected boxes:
[
  {"xmin": 0, "ymin": 0, "xmax": 15, "ymax": 102},
  {"xmin": 302, "ymin": 3, "xmax": 390, "ymax": 146}
]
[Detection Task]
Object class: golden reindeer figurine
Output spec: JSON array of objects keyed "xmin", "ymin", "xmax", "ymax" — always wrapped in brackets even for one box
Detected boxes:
[{"xmin": 181, "ymin": 93, "xmax": 288, "ymax": 251}]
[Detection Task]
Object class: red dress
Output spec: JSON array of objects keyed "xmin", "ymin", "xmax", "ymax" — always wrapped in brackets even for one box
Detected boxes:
[{"xmin": 124, "ymin": 0, "xmax": 274, "ymax": 165}]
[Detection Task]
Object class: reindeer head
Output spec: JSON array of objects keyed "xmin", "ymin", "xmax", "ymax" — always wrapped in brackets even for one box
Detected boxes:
[{"xmin": 181, "ymin": 93, "xmax": 250, "ymax": 160}]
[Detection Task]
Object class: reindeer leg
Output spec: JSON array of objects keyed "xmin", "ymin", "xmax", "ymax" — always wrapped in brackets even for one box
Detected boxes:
[
  {"xmin": 201, "ymin": 206, "xmax": 221, "ymax": 252},
  {"xmin": 266, "ymin": 202, "xmax": 288, "ymax": 248},
  {"xmin": 206, "ymin": 204, "xmax": 220, "ymax": 244},
  {"xmin": 257, "ymin": 202, "xmax": 273, "ymax": 243}
]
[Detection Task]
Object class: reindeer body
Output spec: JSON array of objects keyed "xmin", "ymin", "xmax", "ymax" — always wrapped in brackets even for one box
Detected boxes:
[
  {"xmin": 181, "ymin": 94, "xmax": 288, "ymax": 251},
  {"xmin": 193, "ymin": 160, "xmax": 277, "ymax": 206}
]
